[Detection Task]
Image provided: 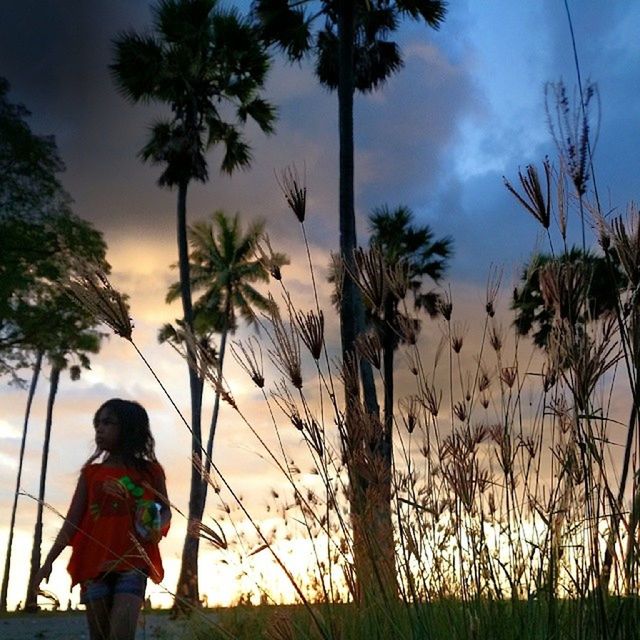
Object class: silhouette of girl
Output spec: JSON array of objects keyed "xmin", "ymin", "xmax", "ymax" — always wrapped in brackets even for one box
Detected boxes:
[{"xmin": 35, "ymin": 398, "xmax": 171, "ymax": 640}]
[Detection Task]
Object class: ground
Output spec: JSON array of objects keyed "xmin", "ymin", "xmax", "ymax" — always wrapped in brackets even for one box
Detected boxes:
[{"xmin": 0, "ymin": 610, "xmax": 218, "ymax": 640}]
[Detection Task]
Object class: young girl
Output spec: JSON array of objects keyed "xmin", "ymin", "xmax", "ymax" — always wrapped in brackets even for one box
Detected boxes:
[{"xmin": 35, "ymin": 398, "xmax": 171, "ymax": 640}]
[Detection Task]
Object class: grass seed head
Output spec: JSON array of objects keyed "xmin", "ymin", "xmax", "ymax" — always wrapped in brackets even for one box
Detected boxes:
[
  {"xmin": 269, "ymin": 300, "xmax": 303, "ymax": 389},
  {"xmin": 277, "ymin": 164, "xmax": 307, "ymax": 223},
  {"xmin": 355, "ymin": 328, "xmax": 382, "ymax": 369},
  {"xmin": 230, "ymin": 337, "xmax": 265, "ymax": 388},
  {"xmin": 503, "ymin": 158, "xmax": 552, "ymax": 229},
  {"xmin": 64, "ymin": 261, "xmax": 133, "ymax": 340},
  {"xmin": 294, "ymin": 308, "xmax": 324, "ymax": 360}
]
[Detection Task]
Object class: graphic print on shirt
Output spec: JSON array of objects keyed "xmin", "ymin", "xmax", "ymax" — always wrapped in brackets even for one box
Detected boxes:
[{"xmin": 89, "ymin": 475, "xmax": 144, "ymax": 520}]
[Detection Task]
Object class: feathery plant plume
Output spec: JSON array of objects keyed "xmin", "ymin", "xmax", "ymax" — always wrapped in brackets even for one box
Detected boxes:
[
  {"xmin": 477, "ymin": 367, "xmax": 491, "ymax": 393},
  {"xmin": 272, "ymin": 381, "xmax": 305, "ymax": 432},
  {"xmin": 437, "ymin": 290, "xmax": 453, "ymax": 321},
  {"xmin": 548, "ymin": 319, "xmax": 619, "ymax": 413},
  {"xmin": 230, "ymin": 337, "xmax": 265, "ymax": 388},
  {"xmin": 172, "ymin": 325, "xmax": 237, "ymax": 409},
  {"xmin": 268, "ymin": 296, "xmax": 303, "ymax": 389},
  {"xmin": 499, "ymin": 366, "xmax": 518, "ymax": 389},
  {"xmin": 294, "ymin": 308, "xmax": 324, "ymax": 361},
  {"xmin": 453, "ymin": 400, "xmax": 468, "ymax": 423},
  {"xmin": 276, "ymin": 164, "xmax": 306, "ymax": 223},
  {"xmin": 485, "ymin": 264, "xmax": 503, "ymax": 318},
  {"xmin": 399, "ymin": 395, "xmax": 421, "ymax": 434},
  {"xmin": 187, "ymin": 518, "xmax": 228, "ymax": 550},
  {"xmin": 61, "ymin": 260, "xmax": 198, "ymax": 435},
  {"xmin": 503, "ymin": 158, "xmax": 553, "ymax": 230},
  {"xmin": 257, "ymin": 234, "xmax": 290, "ymax": 282},
  {"xmin": 305, "ymin": 417, "xmax": 324, "ymax": 458},
  {"xmin": 348, "ymin": 245, "xmax": 387, "ymax": 311},
  {"xmin": 355, "ymin": 328, "xmax": 383, "ymax": 370},
  {"xmin": 386, "ymin": 258, "xmax": 410, "ymax": 301},
  {"xmin": 538, "ymin": 260, "xmax": 588, "ymax": 323},
  {"xmin": 545, "ymin": 80, "xmax": 599, "ymax": 198},
  {"xmin": 420, "ymin": 381, "xmax": 442, "ymax": 418},
  {"xmin": 598, "ymin": 202, "xmax": 640, "ymax": 288},
  {"xmin": 64, "ymin": 259, "xmax": 133, "ymax": 340},
  {"xmin": 451, "ymin": 322, "xmax": 467, "ymax": 354},
  {"xmin": 488, "ymin": 322, "xmax": 503, "ymax": 353}
]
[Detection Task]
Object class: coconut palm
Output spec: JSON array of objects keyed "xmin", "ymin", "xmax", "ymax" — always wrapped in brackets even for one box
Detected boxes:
[
  {"xmin": 163, "ymin": 211, "xmax": 284, "ymax": 608},
  {"xmin": 111, "ymin": 0, "xmax": 275, "ymax": 608},
  {"xmin": 167, "ymin": 210, "xmax": 284, "ymax": 478}
]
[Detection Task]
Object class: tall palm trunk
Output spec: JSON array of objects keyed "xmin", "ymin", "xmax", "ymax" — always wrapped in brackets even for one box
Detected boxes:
[
  {"xmin": 204, "ymin": 299, "xmax": 231, "ymax": 480},
  {"xmin": 190, "ymin": 305, "xmax": 231, "ymax": 553},
  {"xmin": 25, "ymin": 362, "xmax": 60, "ymax": 611},
  {"xmin": 0, "ymin": 351, "xmax": 43, "ymax": 612},
  {"xmin": 337, "ymin": 1, "xmax": 393, "ymax": 603},
  {"xmin": 174, "ymin": 179, "xmax": 205, "ymax": 612}
]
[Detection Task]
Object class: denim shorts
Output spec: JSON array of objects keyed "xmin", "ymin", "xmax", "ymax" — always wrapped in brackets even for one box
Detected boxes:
[{"xmin": 80, "ymin": 569, "xmax": 147, "ymax": 604}]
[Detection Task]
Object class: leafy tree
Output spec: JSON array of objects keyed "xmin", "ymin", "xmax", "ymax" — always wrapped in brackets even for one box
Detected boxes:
[
  {"xmin": 512, "ymin": 248, "xmax": 623, "ymax": 349},
  {"xmin": 253, "ymin": 0, "xmax": 446, "ymax": 597},
  {"xmin": 2, "ymin": 213, "xmax": 108, "ymax": 612},
  {"xmin": 0, "ymin": 79, "xmax": 108, "ymax": 612},
  {"xmin": 0, "ymin": 78, "xmax": 67, "ymax": 221},
  {"xmin": 111, "ymin": 0, "xmax": 276, "ymax": 608}
]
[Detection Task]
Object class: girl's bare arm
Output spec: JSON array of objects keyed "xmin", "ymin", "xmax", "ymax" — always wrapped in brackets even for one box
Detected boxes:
[{"xmin": 34, "ymin": 473, "xmax": 87, "ymax": 584}]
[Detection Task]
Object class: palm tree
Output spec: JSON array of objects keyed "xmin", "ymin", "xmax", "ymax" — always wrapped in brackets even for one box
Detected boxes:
[
  {"xmin": 167, "ymin": 210, "xmax": 283, "ymax": 491},
  {"xmin": 369, "ymin": 204, "xmax": 452, "ymax": 440},
  {"xmin": 111, "ymin": 0, "xmax": 276, "ymax": 609},
  {"xmin": 161, "ymin": 211, "xmax": 283, "ymax": 610},
  {"xmin": 362, "ymin": 204, "xmax": 451, "ymax": 595},
  {"xmin": 254, "ymin": 1, "xmax": 446, "ymax": 597},
  {"xmin": 253, "ymin": 0, "xmax": 446, "ymax": 396}
]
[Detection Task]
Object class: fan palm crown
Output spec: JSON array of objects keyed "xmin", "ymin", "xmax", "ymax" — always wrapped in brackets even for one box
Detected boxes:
[{"xmin": 111, "ymin": 0, "xmax": 276, "ymax": 185}]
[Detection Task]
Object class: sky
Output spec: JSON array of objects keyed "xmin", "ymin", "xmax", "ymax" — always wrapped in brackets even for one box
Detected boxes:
[{"xmin": 1, "ymin": 0, "xmax": 639, "ymax": 610}]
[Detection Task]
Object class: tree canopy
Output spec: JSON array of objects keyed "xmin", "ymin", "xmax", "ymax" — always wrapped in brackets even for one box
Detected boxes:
[{"xmin": 0, "ymin": 77, "xmax": 108, "ymax": 379}]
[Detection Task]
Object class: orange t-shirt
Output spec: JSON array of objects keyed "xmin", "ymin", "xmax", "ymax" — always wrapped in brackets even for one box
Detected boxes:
[{"xmin": 67, "ymin": 462, "xmax": 168, "ymax": 585}]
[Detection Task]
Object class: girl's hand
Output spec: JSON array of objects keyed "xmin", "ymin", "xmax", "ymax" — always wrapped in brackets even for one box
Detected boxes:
[{"xmin": 34, "ymin": 559, "xmax": 53, "ymax": 587}]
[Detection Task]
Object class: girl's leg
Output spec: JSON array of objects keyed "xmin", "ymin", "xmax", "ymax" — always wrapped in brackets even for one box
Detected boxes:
[
  {"xmin": 109, "ymin": 592, "xmax": 143, "ymax": 640},
  {"xmin": 85, "ymin": 596, "xmax": 112, "ymax": 640}
]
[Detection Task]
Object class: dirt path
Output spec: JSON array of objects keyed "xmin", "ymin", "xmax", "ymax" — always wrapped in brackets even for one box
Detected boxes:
[{"xmin": 0, "ymin": 610, "xmax": 216, "ymax": 639}]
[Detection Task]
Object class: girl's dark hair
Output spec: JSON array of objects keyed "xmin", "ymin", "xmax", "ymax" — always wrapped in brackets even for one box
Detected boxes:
[{"xmin": 87, "ymin": 398, "xmax": 158, "ymax": 471}]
